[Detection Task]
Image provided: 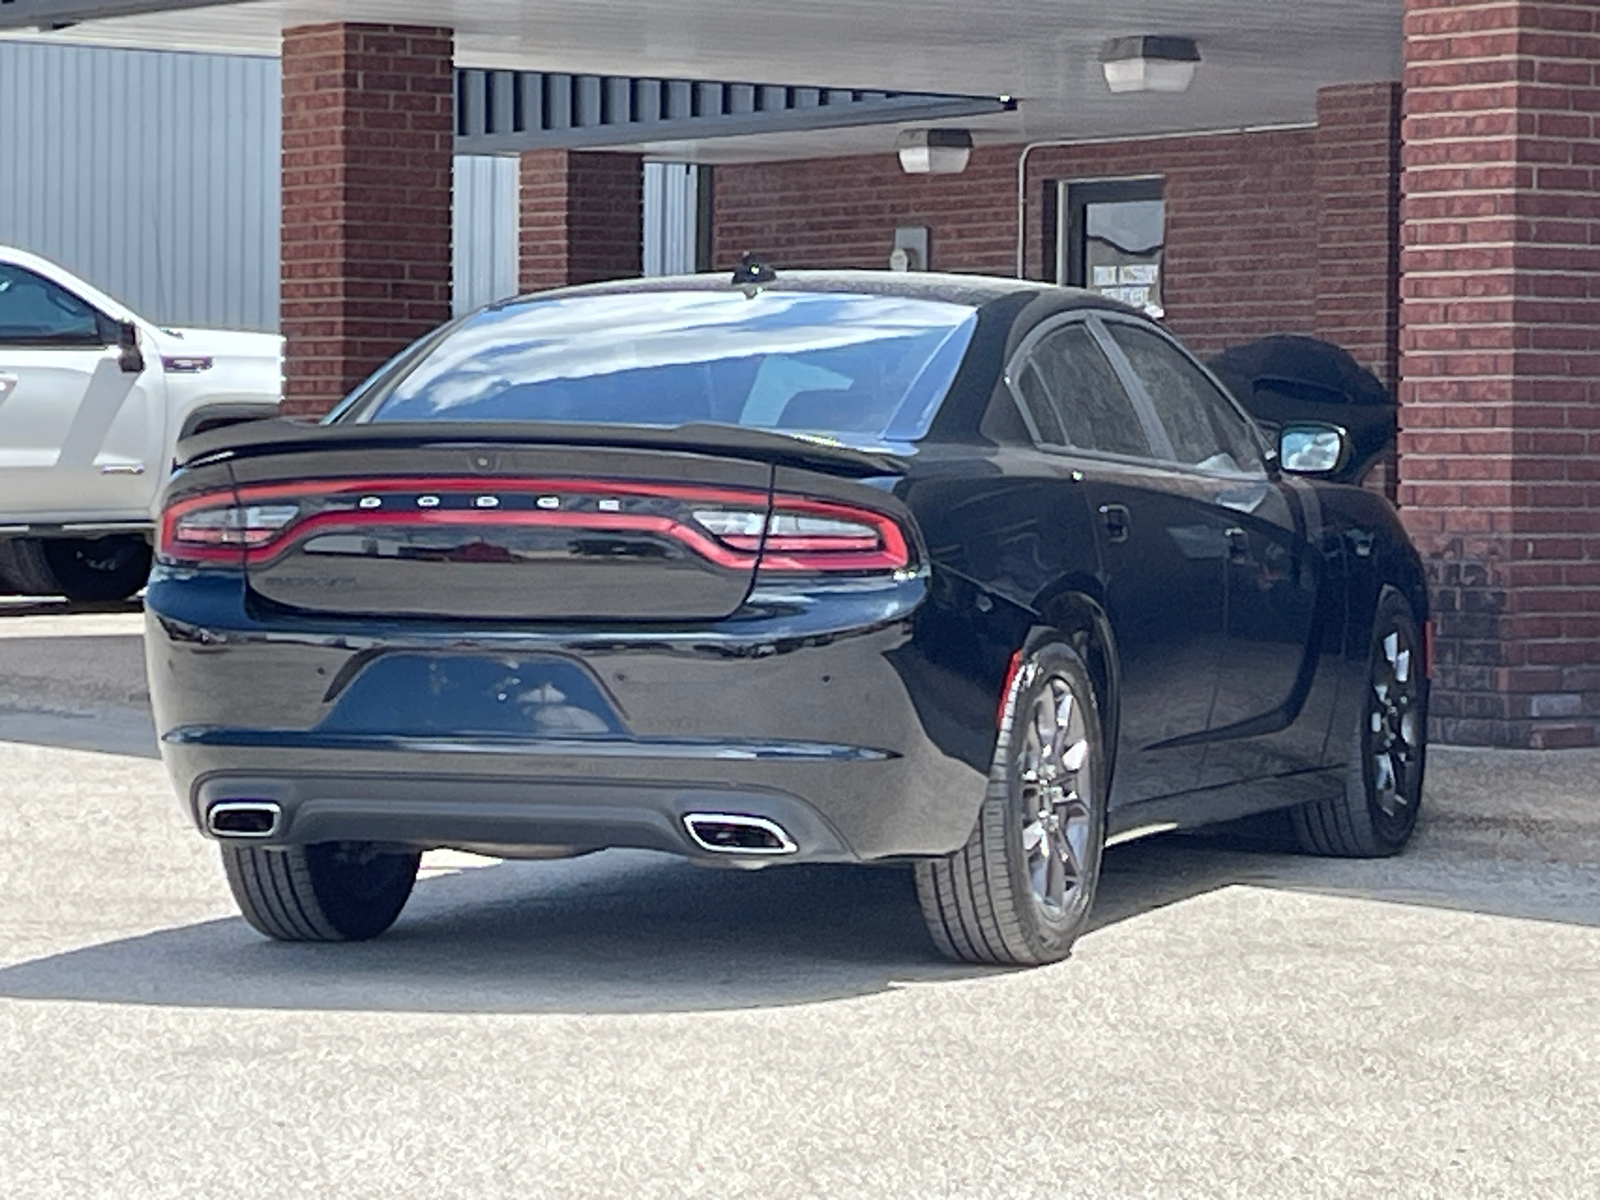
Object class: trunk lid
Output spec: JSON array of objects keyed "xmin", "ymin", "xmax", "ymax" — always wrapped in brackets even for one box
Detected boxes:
[{"xmin": 227, "ymin": 440, "xmax": 776, "ymax": 622}]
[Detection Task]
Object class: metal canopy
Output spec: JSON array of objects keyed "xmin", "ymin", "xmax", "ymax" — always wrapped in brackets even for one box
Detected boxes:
[
  {"xmin": 0, "ymin": 0, "xmax": 237, "ymax": 27},
  {"xmin": 455, "ymin": 69, "xmax": 1013, "ymax": 154}
]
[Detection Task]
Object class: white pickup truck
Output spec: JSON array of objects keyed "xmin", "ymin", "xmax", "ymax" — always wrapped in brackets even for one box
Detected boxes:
[{"xmin": 0, "ymin": 247, "xmax": 282, "ymax": 601}]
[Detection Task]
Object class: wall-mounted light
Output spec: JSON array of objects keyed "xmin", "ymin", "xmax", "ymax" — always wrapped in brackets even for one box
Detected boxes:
[
  {"xmin": 896, "ymin": 128, "xmax": 974, "ymax": 175},
  {"xmin": 1100, "ymin": 35, "xmax": 1200, "ymax": 94}
]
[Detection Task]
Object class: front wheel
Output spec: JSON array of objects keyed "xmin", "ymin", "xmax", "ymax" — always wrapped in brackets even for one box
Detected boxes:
[
  {"xmin": 1291, "ymin": 587, "xmax": 1427, "ymax": 857},
  {"xmin": 914, "ymin": 637, "xmax": 1108, "ymax": 966},
  {"xmin": 221, "ymin": 842, "xmax": 421, "ymax": 941}
]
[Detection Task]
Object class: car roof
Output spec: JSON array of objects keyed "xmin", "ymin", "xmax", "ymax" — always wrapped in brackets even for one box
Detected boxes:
[{"xmin": 496, "ymin": 269, "xmax": 1102, "ymax": 312}]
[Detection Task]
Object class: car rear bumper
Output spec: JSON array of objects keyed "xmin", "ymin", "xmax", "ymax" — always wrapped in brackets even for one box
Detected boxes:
[
  {"xmin": 146, "ymin": 569, "xmax": 1002, "ymax": 863},
  {"xmin": 186, "ymin": 767, "xmax": 859, "ymax": 862}
]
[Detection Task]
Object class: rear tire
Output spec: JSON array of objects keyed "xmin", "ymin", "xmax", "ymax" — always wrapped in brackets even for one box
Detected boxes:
[
  {"xmin": 0, "ymin": 538, "xmax": 61, "ymax": 596},
  {"xmin": 1291, "ymin": 587, "xmax": 1427, "ymax": 857},
  {"xmin": 40, "ymin": 536, "xmax": 152, "ymax": 602},
  {"xmin": 221, "ymin": 842, "xmax": 421, "ymax": 942},
  {"xmin": 914, "ymin": 636, "xmax": 1108, "ymax": 966}
]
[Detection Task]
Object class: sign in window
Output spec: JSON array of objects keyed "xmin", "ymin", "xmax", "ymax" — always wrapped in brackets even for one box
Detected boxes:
[{"xmin": 1056, "ymin": 178, "xmax": 1165, "ymax": 319}]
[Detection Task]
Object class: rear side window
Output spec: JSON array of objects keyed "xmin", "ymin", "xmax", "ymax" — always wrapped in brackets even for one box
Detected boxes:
[
  {"xmin": 1013, "ymin": 363, "xmax": 1069, "ymax": 446},
  {"xmin": 1105, "ymin": 323, "xmax": 1265, "ymax": 475},
  {"xmin": 1025, "ymin": 324, "xmax": 1152, "ymax": 457},
  {"xmin": 351, "ymin": 290, "xmax": 978, "ymax": 445},
  {"xmin": 0, "ymin": 265, "xmax": 104, "ymax": 347}
]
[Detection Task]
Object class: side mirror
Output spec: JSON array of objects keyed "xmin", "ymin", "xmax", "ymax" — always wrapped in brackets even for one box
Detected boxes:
[
  {"xmin": 117, "ymin": 320, "xmax": 146, "ymax": 374},
  {"xmin": 1278, "ymin": 422, "xmax": 1349, "ymax": 476}
]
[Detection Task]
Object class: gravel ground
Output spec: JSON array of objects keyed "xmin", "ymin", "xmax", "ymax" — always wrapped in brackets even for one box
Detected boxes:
[{"xmin": 0, "ymin": 605, "xmax": 1596, "ymax": 1198}]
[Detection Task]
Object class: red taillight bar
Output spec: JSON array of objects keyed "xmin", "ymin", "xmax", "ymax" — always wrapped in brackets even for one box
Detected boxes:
[{"xmin": 159, "ymin": 477, "xmax": 913, "ymax": 575}]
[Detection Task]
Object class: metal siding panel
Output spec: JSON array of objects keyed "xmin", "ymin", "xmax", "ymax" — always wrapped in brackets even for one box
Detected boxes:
[
  {"xmin": 642, "ymin": 162, "xmax": 697, "ymax": 278},
  {"xmin": 665, "ymin": 81, "xmax": 692, "ymax": 121},
  {"xmin": 0, "ymin": 41, "xmax": 279, "ymax": 332},
  {"xmin": 461, "ymin": 69, "xmax": 487, "ymax": 138},
  {"xmin": 634, "ymin": 79, "xmax": 661, "ymax": 125},
  {"xmin": 575, "ymin": 75, "xmax": 602, "ymax": 128},
  {"xmin": 491, "ymin": 71, "xmax": 516, "ymax": 137},
  {"xmin": 519, "ymin": 72, "xmax": 544, "ymax": 132},
  {"xmin": 546, "ymin": 74, "xmax": 572, "ymax": 131},
  {"xmin": 453, "ymin": 154, "xmax": 519, "ymax": 315},
  {"xmin": 605, "ymin": 76, "xmax": 631, "ymax": 126},
  {"xmin": 642, "ymin": 164, "xmax": 664, "ymax": 277}
]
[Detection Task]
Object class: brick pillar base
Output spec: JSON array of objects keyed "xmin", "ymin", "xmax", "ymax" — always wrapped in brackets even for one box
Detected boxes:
[
  {"xmin": 1399, "ymin": 0, "xmax": 1600, "ymax": 747},
  {"xmin": 518, "ymin": 150, "xmax": 643, "ymax": 292},
  {"xmin": 280, "ymin": 23, "xmax": 454, "ymax": 418}
]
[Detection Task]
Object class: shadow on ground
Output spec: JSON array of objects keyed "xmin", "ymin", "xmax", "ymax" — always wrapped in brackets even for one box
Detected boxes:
[
  {"xmin": 2, "ymin": 813, "xmax": 1595, "ymax": 1017},
  {"xmin": 0, "ymin": 597, "xmax": 143, "ymax": 618},
  {"xmin": 0, "ymin": 629, "xmax": 157, "ymax": 758},
  {"xmin": 1, "ymin": 610, "xmax": 1595, "ymax": 1016}
]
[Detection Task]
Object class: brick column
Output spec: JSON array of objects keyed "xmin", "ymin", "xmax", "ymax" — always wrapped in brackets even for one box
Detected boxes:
[
  {"xmin": 280, "ymin": 23, "xmax": 454, "ymax": 418},
  {"xmin": 518, "ymin": 150, "xmax": 643, "ymax": 292},
  {"xmin": 1399, "ymin": 0, "xmax": 1600, "ymax": 747},
  {"xmin": 1315, "ymin": 82, "xmax": 1403, "ymax": 392}
]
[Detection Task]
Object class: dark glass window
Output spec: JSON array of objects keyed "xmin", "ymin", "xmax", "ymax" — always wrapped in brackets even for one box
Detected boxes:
[
  {"xmin": 1059, "ymin": 179, "xmax": 1165, "ymax": 319},
  {"xmin": 1013, "ymin": 363, "xmax": 1068, "ymax": 446},
  {"xmin": 353, "ymin": 290, "xmax": 978, "ymax": 444},
  {"xmin": 0, "ymin": 266, "xmax": 103, "ymax": 347},
  {"xmin": 1026, "ymin": 323, "xmax": 1152, "ymax": 457},
  {"xmin": 1105, "ymin": 323, "xmax": 1265, "ymax": 476}
]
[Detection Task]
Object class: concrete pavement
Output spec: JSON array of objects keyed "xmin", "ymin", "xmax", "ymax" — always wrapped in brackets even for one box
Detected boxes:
[{"xmin": 0, "ymin": 605, "xmax": 1596, "ymax": 1197}]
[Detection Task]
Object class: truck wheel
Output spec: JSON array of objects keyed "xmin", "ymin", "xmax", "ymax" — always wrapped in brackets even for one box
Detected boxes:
[
  {"xmin": 41, "ymin": 536, "xmax": 152, "ymax": 602},
  {"xmin": 1291, "ymin": 587, "xmax": 1427, "ymax": 857},
  {"xmin": 221, "ymin": 842, "xmax": 421, "ymax": 942},
  {"xmin": 0, "ymin": 538, "xmax": 60, "ymax": 595},
  {"xmin": 914, "ymin": 636, "xmax": 1108, "ymax": 966}
]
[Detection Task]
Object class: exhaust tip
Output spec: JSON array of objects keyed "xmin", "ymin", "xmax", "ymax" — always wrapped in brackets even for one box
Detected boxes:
[
  {"xmin": 683, "ymin": 813, "xmax": 798, "ymax": 856},
  {"xmin": 207, "ymin": 801, "xmax": 282, "ymax": 839}
]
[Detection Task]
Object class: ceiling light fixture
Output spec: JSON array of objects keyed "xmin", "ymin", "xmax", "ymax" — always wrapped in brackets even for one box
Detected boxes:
[
  {"xmin": 1100, "ymin": 35, "xmax": 1201, "ymax": 94},
  {"xmin": 896, "ymin": 128, "xmax": 974, "ymax": 175}
]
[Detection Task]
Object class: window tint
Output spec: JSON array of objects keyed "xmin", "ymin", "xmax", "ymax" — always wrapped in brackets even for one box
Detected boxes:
[
  {"xmin": 0, "ymin": 266, "xmax": 104, "ymax": 346},
  {"xmin": 1105, "ymin": 323, "xmax": 1264, "ymax": 475},
  {"xmin": 1013, "ymin": 363, "xmax": 1068, "ymax": 446},
  {"xmin": 1026, "ymin": 323, "xmax": 1152, "ymax": 457},
  {"xmin": 353, "ymin": 290, "xmax": 978, "ymax": 445}
]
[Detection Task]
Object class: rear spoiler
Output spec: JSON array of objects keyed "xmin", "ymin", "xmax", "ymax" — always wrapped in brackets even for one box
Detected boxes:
[{"xmin": 177, "ymin": 419, "xmax": 908, "ymax": 479}]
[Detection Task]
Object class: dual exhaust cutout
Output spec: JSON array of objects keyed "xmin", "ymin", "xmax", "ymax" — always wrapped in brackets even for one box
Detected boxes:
[
  {"xmin": 207, "ymin": 801, "xmax": 282, "ymax": 839},
  {"xmin": 206, "ymin": 801, "xmax": 797, "ymax": 857},
  {"xmin": 682, "ymin": 813, "xmax": 797, "ymax": 856}
]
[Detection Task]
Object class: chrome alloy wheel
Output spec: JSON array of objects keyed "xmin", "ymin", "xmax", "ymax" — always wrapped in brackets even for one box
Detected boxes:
[
  {"xmin": 1369, "ymin": 627, "xmax": 1422, "ymax": 818},
  {"xmin": 1017, "ymin": 671, "xmax": 1093, "ymax": 916}
]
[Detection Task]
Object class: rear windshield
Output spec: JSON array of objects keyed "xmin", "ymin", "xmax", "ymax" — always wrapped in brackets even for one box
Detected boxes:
[{"xmin": 348, "ymin": 289, "xmax": 978, "ymax": 443}]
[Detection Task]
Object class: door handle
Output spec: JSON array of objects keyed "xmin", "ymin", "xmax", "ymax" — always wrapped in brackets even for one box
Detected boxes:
[
  {"xmin": 0, "ymin": 373, "xmax": 17, "ymax": 400},
  {"xmin": 1225, "ymin": 527, "xmax": 1250, "ymax": 562},
  {"xmin": 1098, "ymin": 503, "xmax": 1131, "ymax": 543}
]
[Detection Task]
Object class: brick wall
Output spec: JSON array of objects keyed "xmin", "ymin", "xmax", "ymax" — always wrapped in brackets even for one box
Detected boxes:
[
  {"xmin": 712, "ymin": 126, "xmax": 1329, "ymax": 360},
  {"xmin": 519, "ymin": 150, "xmax": 643, "ymax": 292},
  {"xmin": 1317, "ymin": 83, "xmax": 1404, "ymax": 390},
  {"xmin": 1399, "ymin": 0, "xmax": 1600, "ymax": 746},
  {"xmin": 280, "ymin": 23, "xmax": 454, "ymax": 418}
]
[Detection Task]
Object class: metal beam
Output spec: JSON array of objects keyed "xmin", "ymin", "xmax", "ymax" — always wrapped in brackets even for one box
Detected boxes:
[
  {"xmin": 0, "ymin": 15, "xmax": 1013, "ymax": 153},
  {"xmin": 0, "ymin": 0, "xmax": 246, "ymax": 29},
  {"xmin": 456, "ymin": 70, "xmax": 1014, "ymax": 154}
]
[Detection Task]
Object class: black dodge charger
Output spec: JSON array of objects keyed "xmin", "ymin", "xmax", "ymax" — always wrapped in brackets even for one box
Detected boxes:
[{"xmin": 146, "ymin": 269, "xmax": 1430, "ymax": 966}]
